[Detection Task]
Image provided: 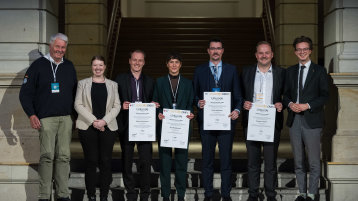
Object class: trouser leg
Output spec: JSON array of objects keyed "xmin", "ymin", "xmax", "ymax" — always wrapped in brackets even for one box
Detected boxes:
[
  {"xmin": 263, "ymin": 129, "xmax": 280, "ymax": 198},
  {"xmin": 137, "ymin": 141, "xmax": 152, "ymax": 200},
  {"xmin": 38, "ymin": 117, "xmax": 58, "ymax": 199},
  {"xmin": 99, "ymin": 128, "xmax": 116, "ymax": 197},
  {"xmin": 159, "ymin": 146, "xmax": 172, "ymax": 198},
  {"xmin": 79, "ymin": 126, "xmax": 99, "ymax": 197},
  {"xmin": 53, "ymin": 115, "xmax": 72, "ymax": 198},
  {"xmin": 217, "ymin": 130, "xmax": 234, "ymax": 197},
  {"xmin": 200, "ymin": 129, "xmax": 217, "ymax": 198},
  {"xmin": 174, "ymin": 147, "xmax": 188, "ymax": 199},
  {"xmin": 290, "ymin": 115, "xmax": 307, "ymax": 193}
]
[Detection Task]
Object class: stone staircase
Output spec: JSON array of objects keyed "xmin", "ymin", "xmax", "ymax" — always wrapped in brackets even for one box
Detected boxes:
[{"xmin": 68, "ymin": 159, "xmax": 327, "ymax": 201}]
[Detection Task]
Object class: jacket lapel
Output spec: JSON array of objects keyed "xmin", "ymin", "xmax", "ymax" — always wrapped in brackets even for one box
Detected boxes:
[
  {"xmin": 272, "ymin": 66, "xmax": 278, "ymax": 101},
  {"xmin": 105, "ymin": 78, "xmax": 111, "ymax": 110},
  {"xmin": 303, "ymin": 62, "xmax": 315, "ymax": 90},
  {"xmin": 293, "ymin": 64, "xmax": 299, "ymax": 100},
  {"xmin": 85, "ymin": 78, "xmax": 93, "ymax": 110},
  {"xmin": 163, "ymin": 75, "xmax": 173, "ymax": 107},
  {"xmin": 248, "ymin": 66, "xmax": 256, "ymax": 101},
  {"xmin": 126, "ymin": 73, "xmax": 132, "ymax": 102}
]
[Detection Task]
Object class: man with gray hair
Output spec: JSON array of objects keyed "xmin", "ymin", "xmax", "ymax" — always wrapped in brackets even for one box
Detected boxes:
[{"xmin": 19, "ymin": 33, "xmax": 77, "ymax": 201}]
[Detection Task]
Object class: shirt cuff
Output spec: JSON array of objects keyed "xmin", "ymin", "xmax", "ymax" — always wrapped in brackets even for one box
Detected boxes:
[{"xmin": 235, "ymin": 109, "xmax": 240, "ymax": 114}]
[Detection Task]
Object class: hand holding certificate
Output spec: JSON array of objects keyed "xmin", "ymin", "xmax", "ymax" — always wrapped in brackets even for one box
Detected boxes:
[
  {"xmin": 160, "ymin": 109, "xmax": 190, "ymax": 149},
  {"xmin": 247, "ymin": 103, "xmax": 276, "ymax": 142},
  {"xmin": 129, "ymin": 103, "xmax": 156, "ymax": 141},
  {"xmin": 203, "ymin": 92, "xmax": 231, "ymax": 130}
]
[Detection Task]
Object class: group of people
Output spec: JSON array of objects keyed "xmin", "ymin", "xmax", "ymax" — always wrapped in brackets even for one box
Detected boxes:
[{"xmin": 19, "ymin": 33, "xmax": 328, "ymax": 201}]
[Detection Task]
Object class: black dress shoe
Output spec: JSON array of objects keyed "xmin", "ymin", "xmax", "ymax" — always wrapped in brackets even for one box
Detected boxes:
[
  {"xmin": 88, "ymin": 196, "xmax": 96, "ymax": 201},
  {"xmin": 247, "ymin": 195, "xmax": 258, "ymax": 201},
  {"xmin": 222, "ymin": 197, "xmax": 232, "ymax": 201},
  {"xmin": 306, "ymin": 197, "xmax": 314, "ymax": 201},
  {"xmin": 267, "ymin": 196, "xmax": 277, "ymax": 201},
  {"xmin": 57, "ymin": 198, "xmax": 71, "ymax": 201},
  {"xmin": 100, "ymin": 196, "xmax": 108, "ymax": 201},
  {"xmin": 295, "ymin": 196, "xmax": 306, "ymax": 201},
  {"xmin": 204, "ymin": 197, "xmax": 212, "ymax": 201}
]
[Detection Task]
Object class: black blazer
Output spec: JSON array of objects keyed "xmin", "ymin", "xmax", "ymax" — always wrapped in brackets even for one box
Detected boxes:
[
  {"xmin": 193, "ymin": 62, "xmax": 243, "ymax": 124},
  {"xmin": 241, "ymin": 65, "xmax": 286, "ymax": 129},
  {"xmin": 283, "ymin": 62, "xmax": 329, "ymax": 128},
  {"xmin": 115, "ymin": 72, "xmax": 155, "ymax": 133}
]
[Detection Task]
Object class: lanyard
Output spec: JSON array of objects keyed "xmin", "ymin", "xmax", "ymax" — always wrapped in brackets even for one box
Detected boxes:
[
  {"xmin": 135, "ymin": 79, "xmax": 140, "ymax": 101},
  {"xmin": 50, "ymin": 61, "xmax": 59, "ymax": 82},
  {"xmin": 168, "ymin": 74, "xmax": 180, "ymax": 103}
]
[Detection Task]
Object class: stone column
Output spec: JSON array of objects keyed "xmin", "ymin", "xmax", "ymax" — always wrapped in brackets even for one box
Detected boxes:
[
  {"xmin": 0, "ymin": 0, "xmax": 59, "ymax": 200},
  {"xmin": 65, "ymin": 0, "xmax": 108, "ymax": 80},
  {"xmin": 324, "ymin": 0, "xmax": 358, "ymax": 200}
]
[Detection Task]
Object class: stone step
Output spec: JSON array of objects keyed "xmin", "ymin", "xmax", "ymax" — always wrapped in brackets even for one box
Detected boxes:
[
  {"xmin": 70, "ymin": 187, "xmax": 327, "ymax": 201},
  {"xmin": 69, "ymin": 172, "xmax": 325, "ymax": 189}
]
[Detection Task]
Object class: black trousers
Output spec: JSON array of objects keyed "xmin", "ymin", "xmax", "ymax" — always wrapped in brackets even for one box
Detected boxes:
[
  {"xmin": 120, "ymin": 129, "xmax": 152, "ymax": 201},
  {"xmin": 244, "ymin": 128, "xmax": 281, "ymax": 198},
  {"xmin": 79, "ymin": 126, "xmax": 116, "ymax": 197}
]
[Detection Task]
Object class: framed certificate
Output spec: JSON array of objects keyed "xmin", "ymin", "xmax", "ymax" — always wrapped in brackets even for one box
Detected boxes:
[
  {"xmin": 128, "ymin": 103, "xmax": 156, "ymax": 141},
  {"xmin": 160, "ymin": 109, "xmax": 190, "ymax": 149},
  {"xmin": 203, "ymin": 92, "xmax": 231, "ymax": 130},
  {"xmin": 247, "ymin": 104, "xmax": 276, "ymax": 142}
]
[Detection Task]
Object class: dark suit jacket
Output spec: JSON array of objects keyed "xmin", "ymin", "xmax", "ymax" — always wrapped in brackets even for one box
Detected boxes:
[
  {"xmin": 193, "ymin": 62, "xmax": 243, "ymax": 125},
  {"xmin": 115, "ymin": 72, "xmax": 155, "ymax": 133},
  {"xmin": 283, "ymin": 62, "xmax": 329, "ymax": 128},
  {"xmin": 240, "ymin": 65, "xmax": 286, "ymax": 130},
  {"xmin": 152, "ymin": 75, "xmax": 194, "ymax": 137}
]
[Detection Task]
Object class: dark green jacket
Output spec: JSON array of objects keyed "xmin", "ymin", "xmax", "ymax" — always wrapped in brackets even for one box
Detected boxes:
[{"xmin": 152, "ymin": 74, "xmax": 194, "ymax": 137}]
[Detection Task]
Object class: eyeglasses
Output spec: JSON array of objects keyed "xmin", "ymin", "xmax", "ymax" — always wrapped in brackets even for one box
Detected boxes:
[
  {"xmin": 295, "ymin": 48, "xmax": 310, "ymax": 52},
  {"xmin": 209, "ymin": 47, "xmax": 223, "ymax": 51}
]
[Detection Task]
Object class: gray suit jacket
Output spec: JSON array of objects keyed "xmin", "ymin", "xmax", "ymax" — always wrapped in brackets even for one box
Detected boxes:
[{"xmin": 75, "ymin": 77, "xmax": 121, "ymax": 131}]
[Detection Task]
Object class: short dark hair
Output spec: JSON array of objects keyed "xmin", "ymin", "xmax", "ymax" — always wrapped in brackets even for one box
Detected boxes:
[
  {"xmin": 256, "ymin": 41, "xmax": 272, "ymax": 52},
  {"xmin": 91, "ymin": 55, "xmax": 106, "ymax": 65},
  {"xmin": 209, "ymin": 37, "xmax": 224, "ymax": 48},
  {"xmin": 129, "ymin": 49, "xmax": 146, "ymax": 59},
  {"xmin": 293, "ymin": 36, "xmax": 313, "ymax": 50},
  {"xmin": 166, "ymin": 51, "xmax": 182, "ymax": 63}
]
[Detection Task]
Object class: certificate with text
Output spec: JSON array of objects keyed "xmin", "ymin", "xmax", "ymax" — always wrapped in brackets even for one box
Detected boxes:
[
  {"xmin": 128, "ymin": 103, "xmax": 156, "ymax": 141},
  {"xmin": 203, "ymin": 92, "xmax": 231, "ymax": 130},
  {"xmin": 247, "ymin": 104, "xmax": 276, "ymax": 142},
  {"xmin": 160, "ymin": 109, "xmax": 190, "ymax": 149}
]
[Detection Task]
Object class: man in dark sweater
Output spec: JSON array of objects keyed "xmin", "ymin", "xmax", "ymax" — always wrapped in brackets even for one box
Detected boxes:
[{"xmin": 19, "ymin": 33, "xmax": 77, "ymax": 201}]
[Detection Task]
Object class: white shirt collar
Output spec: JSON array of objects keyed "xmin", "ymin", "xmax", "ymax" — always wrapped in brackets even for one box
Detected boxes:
[
  {"xmin": 44, "ymin": 53, "xmax": 64, "ymax": 64},
  {"xmin": 299, "ymin": 60, "xmax": 311, "ymax": 69},
  {"xmin": 256, "ymin": 65, "xmax": 272, "ymax": 73}
]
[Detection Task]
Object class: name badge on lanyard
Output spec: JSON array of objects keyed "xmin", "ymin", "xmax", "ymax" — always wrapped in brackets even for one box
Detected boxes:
[
  {"xmin": 212, "ymin": 87, "xmax": 221, "ymax": 92},
  {"xmin": 50, "ymin": 61, "xmax": 60, "ymax": 93},
  {"xmin": 51, "ymin": 83, "xmax": 60, "ymax": 93}
]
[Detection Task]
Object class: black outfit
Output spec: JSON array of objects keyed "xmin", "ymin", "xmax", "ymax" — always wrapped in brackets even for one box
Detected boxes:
[
  {"xmin": 79, "ymin": 82, "xmax": 116, "ymax": 198},
  {"xmin": 283, "ymin": 62, "xmax": 329, "ymax": 128},
  {"xmin": 19, "ymin": 57, "xmax": 77, "ymax": 119},
  {"xmin": 115, "ymin": 72, "xmax": 155, "ymax": 201},
  {"xmin": 241, "ymin": 65, "xmax": 286, "ymax": 199}
]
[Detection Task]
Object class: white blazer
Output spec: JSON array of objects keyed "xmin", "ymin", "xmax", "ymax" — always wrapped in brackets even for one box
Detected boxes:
[{"xmin": 74, "ymin": 77, "xmax": 121, "ymax": 131}]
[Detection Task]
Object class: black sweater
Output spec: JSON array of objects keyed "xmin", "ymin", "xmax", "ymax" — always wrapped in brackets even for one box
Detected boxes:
[{"xmin": 19, "ymin": 57, "xmax": 77, "ymax": 119}]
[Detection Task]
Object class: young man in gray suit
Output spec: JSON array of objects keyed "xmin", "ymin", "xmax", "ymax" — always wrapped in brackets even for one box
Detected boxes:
[{"xmin": 283, "ymin": 36, "xmax": 329, "ymax": 201}]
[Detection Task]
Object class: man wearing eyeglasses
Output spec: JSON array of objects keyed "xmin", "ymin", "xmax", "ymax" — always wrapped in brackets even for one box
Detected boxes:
[
  {"xmin": 283, "ymin": 36, "xmax": 329, "ymax": 201},
  {"xmin": 193, "ymin": 38, "xmax": 243, "ymax": 201}
]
